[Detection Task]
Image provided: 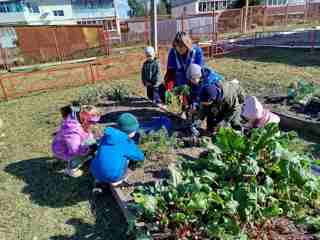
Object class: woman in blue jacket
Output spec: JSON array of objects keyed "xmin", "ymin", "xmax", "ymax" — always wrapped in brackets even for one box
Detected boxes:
[
  {"xmin": 90, "ymin": 113, "xmax": 144, "ymax": 191},
  {"xmin": 165, "ymin": 31, "xmax": 205, "ymax": 89}
]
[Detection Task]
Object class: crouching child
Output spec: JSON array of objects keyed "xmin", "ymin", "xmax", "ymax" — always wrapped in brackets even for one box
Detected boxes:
[
  {"xmin": 187, "ymin": 63, "xmax": 224, "ymax": 113},
  {"xmin": 52, "ymin": 104, "xmax": 100, "ymax": 177},
  {"xmin": 199, "ymin": 80, "xmax": 245, "ymax": 134},
  {"xmin": 90, "ymin": 113, "xmax": 144, "ymax": 193},
  {"xmin": 241, "ymin": 96, "xmax": 280, "ymax": 133}
]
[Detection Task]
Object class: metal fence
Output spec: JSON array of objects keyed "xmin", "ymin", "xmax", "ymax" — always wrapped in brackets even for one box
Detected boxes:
[{"xmin": 127, "ymin": 3, "xmax": 320, "ymax": 44}]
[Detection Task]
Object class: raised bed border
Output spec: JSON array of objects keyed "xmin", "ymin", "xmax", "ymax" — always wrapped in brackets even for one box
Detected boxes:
[{"xmin": 273, "ymin": 110, "xmax": 320, "ymax": 140}]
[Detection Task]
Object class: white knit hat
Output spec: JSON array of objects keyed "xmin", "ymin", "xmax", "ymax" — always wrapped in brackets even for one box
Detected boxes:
[
  {"xmin": 242, "ymin": 96, "xmax": 264, "ymax": 120},
  {"xmin": 144, "ymin": 46, "xmax": 155, "ymax": 57},
  {"xmin": 187, "ymin": 63, "xmax": 202, "ymax": 80},
  {"xmin": 242, "ymin": 96, "xmax": 280, "ymax": 126}
]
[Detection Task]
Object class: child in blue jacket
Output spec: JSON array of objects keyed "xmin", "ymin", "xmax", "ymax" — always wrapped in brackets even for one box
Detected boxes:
[
  {"xmin": 90, "ymin": 113, "xmax": 144, "ymax": 191},
  {"xmin": 187, "ymin": 63, "xmax": 224, "ymax": 111}
]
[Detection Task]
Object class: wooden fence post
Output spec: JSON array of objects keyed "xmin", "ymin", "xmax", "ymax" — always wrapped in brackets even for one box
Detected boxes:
[
  {"xmin": 304, "ymin": 0, "xmax": 307, "ymax": 23},
  {"xmin": 263, "ymin": 7, "xmax": 267, "ymax": 31},
  {"xmin": 240, "ymin": 8, "xmax": 244, "ymax": 33},
  {"xmin": 52, "ymin": 27, "xmax": 62, "ymax": 62},
  {"xmin": 285, "ymin": 4, "xmax": 289, "ymax": 26},
  {"xmin": 0, "ymin": 77, "xmax": 9, "ymax": 101},
  {"xmin": 249, "ymin": 6, "xmax": 253, "ymax": 30},
  {"xmin": 89, "ymin": 64, "xmax": 96, "ymax": 84}
]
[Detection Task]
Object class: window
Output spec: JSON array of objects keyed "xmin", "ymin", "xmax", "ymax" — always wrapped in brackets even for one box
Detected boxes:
[
  {"xmin": 103, "ymin": 19, "xmax": 117, "ymax": 31},
  {"xmin": 0, "ymin": 1, "xmax": 23, "ymax": 13},
  {"xmin": 198, "ymin": 1, "xmax": 227, "ymax": 12},
  {"xmin": 26, "ymin": 2, "xmax": 40, "ymax": 13},
  {"xmin": 71, "ymin": 0, "xmax": 113, "ymax": 10},
  {"xmin": 53, "ymin": 10, "xmax": 64, "ymax": 16}
]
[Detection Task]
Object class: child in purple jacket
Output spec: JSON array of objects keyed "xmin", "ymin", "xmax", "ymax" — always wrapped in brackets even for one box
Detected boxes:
[{"xmin": 52, "ymin": 104, "xmax": 99, "ymax": 177}]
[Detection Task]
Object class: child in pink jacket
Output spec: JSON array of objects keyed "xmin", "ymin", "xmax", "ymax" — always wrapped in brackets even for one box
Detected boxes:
[
  {"xmin": 241, "ymin": 96, "xmax": 280, "ymax": 131},
  {"xmin": 52, "ymin": 104, "xmax": 100, "ymax": 177}
]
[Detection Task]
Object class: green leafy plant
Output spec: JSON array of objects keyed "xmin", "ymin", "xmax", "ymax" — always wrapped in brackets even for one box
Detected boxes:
[
  {"xmin": 106, "ymin": 85, "xmax": 130, "ymax": 102},
  {"xmin": 77, "ymin": 84, "xmax": 131, "ymax": 105},
  {"xmin": 77, "ymin": 86, "xmax": 109, "ymax": 105},
  {"xmin": 139, "ymin": 128, "xmax": 180, "ymax": 160},
  {"xmin": 288, "ymin": 80, "xmax": 320, "ymax": 105},
  {"xmin": 165, "ymin": 85, "xmax": 190, "ymax": 113},
  {"xmin": 130, "ymin": 124, "xmax": 320, "ymax": 239}
]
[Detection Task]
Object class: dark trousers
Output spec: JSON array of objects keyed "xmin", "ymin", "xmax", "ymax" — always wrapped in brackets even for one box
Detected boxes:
[{"xmin": 146, "ymin": 85, "xmax": 166, "ymax": 104}]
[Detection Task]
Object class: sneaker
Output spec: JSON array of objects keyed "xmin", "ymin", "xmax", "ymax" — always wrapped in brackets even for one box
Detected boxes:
[
  {"xmin": 157, "ymin": 103, "xmax": 167, "ymax": 110},
  {"xmin": 65, "ymin": 168, "xmax": 83, "ymax": 178},
  {"xmin": 110, "ymin": 179, "xmax": 124, "ymax": 187},
  {"xmin": 92, "ymin": 187, "xmax": 103, "ymax": 195}
]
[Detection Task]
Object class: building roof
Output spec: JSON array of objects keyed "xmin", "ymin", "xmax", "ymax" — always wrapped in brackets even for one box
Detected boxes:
[{"xmin": 171, "ymin": 0, "xmax": 198, "ymax": 8}]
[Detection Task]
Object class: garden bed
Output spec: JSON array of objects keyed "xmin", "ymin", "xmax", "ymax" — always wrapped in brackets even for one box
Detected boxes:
[
  {"xmin": 94, "ymin": 96, "xmax": 207, "ymax": 222},
  {"xmin": 262, "ymin": 97, "xmax": 320, "ymax": 139}
]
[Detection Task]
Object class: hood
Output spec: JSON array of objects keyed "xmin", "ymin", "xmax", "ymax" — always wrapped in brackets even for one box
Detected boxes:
[
  {"xmin": 202, "ymin": 67, "xmax": 223, "ymax": 86},
  {"xmin": 100, "ymin": 127, "xmax": 129, "ymax": 145},
  {"xmin": 242, "ymin": 96, "xmax": 264, "ymax": 120},
  {"xmin": 60, "ymin": 116, "xmax": 83, "ymax": 134}
]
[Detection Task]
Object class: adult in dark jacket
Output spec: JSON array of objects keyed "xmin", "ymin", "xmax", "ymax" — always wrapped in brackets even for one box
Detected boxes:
[{"xmin": 90, "ymin": 113, "xmax": 144, "ymax": 191}]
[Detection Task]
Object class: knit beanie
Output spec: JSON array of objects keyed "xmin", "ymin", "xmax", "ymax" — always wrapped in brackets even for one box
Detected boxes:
[
  {"xmin": 144, "ymin": 46, "xmax": 155, "ymax": 58},
  {"xmin": 242, "ymin": 96, "xmax": 264, "ymax": 120},
  {"xmin": 187, "ymin": 63, "xmax": 202, "ymax": 80},
  {"xmin": 117, "ymin": 113, "xmax": 139, "ymax": 134},
  {"xmin": 200, "ymin": 84, "xmax": 223, "ymax": 102}
]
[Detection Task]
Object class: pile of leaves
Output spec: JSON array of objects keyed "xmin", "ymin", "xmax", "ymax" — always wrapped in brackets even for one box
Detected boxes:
[
  {"xmin": 129, "ymin": 124, "xmax": 320, "ymax": 239},
  {"xmin": 77, "ymin": 84, "xmax": 131, "ymax": 105}
]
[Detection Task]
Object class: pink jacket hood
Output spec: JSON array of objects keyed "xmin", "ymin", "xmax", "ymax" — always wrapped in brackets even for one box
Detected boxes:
[{"xmin": 52, "ymin": 116, "xmax": 92, "ymax": 161}]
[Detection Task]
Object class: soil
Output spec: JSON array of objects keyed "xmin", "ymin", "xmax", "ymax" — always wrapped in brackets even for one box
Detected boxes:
[{"xmin": 245, "ymin": 218, "xmax": 315, "ymax": 240}]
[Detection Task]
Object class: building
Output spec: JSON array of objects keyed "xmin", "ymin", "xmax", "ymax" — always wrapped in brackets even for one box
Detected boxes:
[
  {"xmin": 0, "ymin": 0, "xmax": 130, "ymax": 26},
  {"xmin": 171, "ymin": 0, "xmax": 236, "ymax": 17},
  {"xmin": 171, "ymin": 0, "xmax": 308, "ymax": 17}
]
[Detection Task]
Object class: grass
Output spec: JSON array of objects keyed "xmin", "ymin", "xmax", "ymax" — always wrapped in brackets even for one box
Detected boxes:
[
  {"xmin": 219, "ymin": 19, "xmax": 320, "ymax": 40},
  {"xmin": 209, "ymin": 47, "xmax": 320, "ymax": 94},
  {"xmin": 0, "ymin": 77, "xmax": 142, "ymax": 240},
  {"xmin": 0, "ymin": 47, "xmax": 319, "ymax": 239}
]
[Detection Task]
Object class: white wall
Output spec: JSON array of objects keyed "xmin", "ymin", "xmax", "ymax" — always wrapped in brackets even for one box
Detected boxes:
[
  {"xmin": 72, "ymin": 8, "xmax": 115, "ymax": 19},
  {"xmin": 0, "ymin": 0, "xmax": 117, "ymax": 25},
  {"xmin": 171, "ymin": 2, "xmax": 198, "ymax": 17},
  {"xmin": 0, "ymin": 12, "xmax": 26, "ymax": 24},
  {"xmin": 128, "ymin": 21, "xmax": 146, "ymax": 33},
  {"xmin": 16, "ymin": 0, "xmax": 75, "ymax": 25}
]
